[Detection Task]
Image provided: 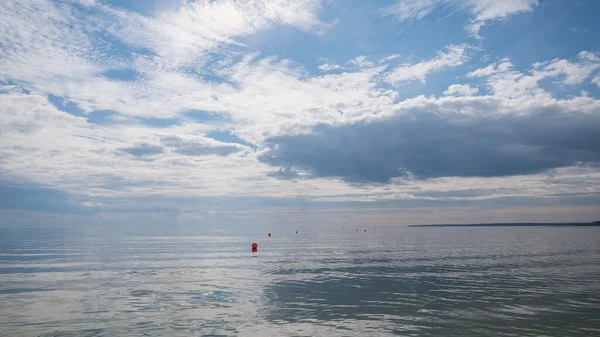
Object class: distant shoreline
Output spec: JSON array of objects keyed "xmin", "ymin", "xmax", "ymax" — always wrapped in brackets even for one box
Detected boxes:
[{"xmin": 408, "ymin": 222, "xmax": 600, "ymax": 228}]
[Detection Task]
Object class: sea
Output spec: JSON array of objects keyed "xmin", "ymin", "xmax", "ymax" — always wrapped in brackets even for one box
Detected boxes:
[{"xmin": 1, "ymin": 225, "xmax": 599, "ymax": 336}]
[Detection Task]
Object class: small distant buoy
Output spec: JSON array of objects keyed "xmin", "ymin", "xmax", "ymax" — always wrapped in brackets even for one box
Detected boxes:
[
  {"xmin": 364, "ymin": 229, "xmax": 366, "ymax": 232},
  {"xmin": 356, "ymin": 229, "xmax": 358, "ymax": 231},
  {"xmin": 296, "ymin": 230, "xmax": 298, "ymax": 234},
  {"xmin": 268, "ymin": 233, "xmax": 271, "ymax": 237},
  {"xmin": 251, "ymin": 243, "xmax": 258, "ymax": 253}
]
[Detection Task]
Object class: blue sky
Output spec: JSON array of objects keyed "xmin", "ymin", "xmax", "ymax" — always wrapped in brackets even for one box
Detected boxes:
[{"xmin": 1, "ymin": 0, "xmax": 599, "ymax": 225}]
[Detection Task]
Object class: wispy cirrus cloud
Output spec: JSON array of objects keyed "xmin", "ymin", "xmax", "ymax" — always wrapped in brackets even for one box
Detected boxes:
[
  {"xmin": 382, "ymin": 0, "xmax": 539, "ymax": 38},
  {"xmin": 381, "ymin": 0, "xmax": 439, "ymax": 22},
  {"xmin": 102, "ymin": 0, "xmax": 329, "ymax": 68}
]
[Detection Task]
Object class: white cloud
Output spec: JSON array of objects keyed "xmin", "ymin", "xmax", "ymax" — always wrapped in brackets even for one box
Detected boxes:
[
  {"xmin": 578, "ymin": 51, "xmax": 600, "ymax": 63},
  {"xmin": 379, "ymin": 54, "xmax": 402, "ymax": 63},
  {"xmin": 383, "ymin": 0, "xmax": 539, "ymax": 38},
  {"xmin": 0, "ymin": 0, "xmax": 108, "ymax": 87},
  {"xmin": 385, "ymin": 44, "xmax": 469, "ymax": 85},
  {"xmin": 381, "ymin": 0, "xmax": 438, "ymax": 22},
  {"xmin": 347, "ymin": 55, "xmax": 376, "ymax": 69},
  {"xmin": 103, "ymin": 0, "xmax": 328, "ymax": 68},
  {"xmin": 318, "ymin": 63, "xmax": 343, "ymax": 72},
  {"xmin": 459, "ymin": 0, "xmax": 539, "ymax": 38},
  {"xmin": 0, "ymin": 0, "xmax": 599, "ymax": 210},
  {"xmin": 468, "ymin": 0, "xmax": 538, "ymax": 22},
  {"xmin": 467, "ymin": 59, "xmax": 513, "ymax": 78},
  {"xmin": 2, "ymin": 78, "xmax": 600, "ymax": 204},
  {"xmin": 0, "ymin": 87, "xmax": 273, "ymax": 198},
  {"xmin": 468, "ymin": 52, "xmax": 600, "ymax": 98},
  {"xmin": 207, "ymin": 55, "xmax": 395, "ymax": 144},
  {"xmin": 532, "ymin": 51, "xmax": 600, "ymax": 85},
  {"xmin": 466, "ymin": 59, "xmax": 542, "ymax": 98},
  {"xmin": 443, "ymin": 84, "xmax": 479, "ymax": 96},
  {"xmin": 0, "ymin": 0, "xmax": 329, "ymax": 100}
]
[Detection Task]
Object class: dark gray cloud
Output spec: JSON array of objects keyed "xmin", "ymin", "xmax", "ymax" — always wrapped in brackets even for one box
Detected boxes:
[
  {"xmin": 119, "ymin": 143, "xmax": 164, "ymax": 157},
  {"xmin": 175, "ymin": 144, "xmax": 240, "ymax": 156},
  {"xmin": 259, "ymin": 104, "xmax": 600, "ymax": 183},
  {"xmin": 160, "ymin": 135, "xmax": 242, "ymax": 157},
  {"xmin": 266, "ymin": 167, "xmax": 300, "ymax": 180}
]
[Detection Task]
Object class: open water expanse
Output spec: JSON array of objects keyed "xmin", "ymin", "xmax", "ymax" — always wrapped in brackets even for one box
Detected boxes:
[{"xmin": 1, "ymin": 225, "xmax": 599, "ymax": 336}]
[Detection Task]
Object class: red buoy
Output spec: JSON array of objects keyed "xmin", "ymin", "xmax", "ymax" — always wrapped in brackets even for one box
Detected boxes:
[
  {"xmin": 296, "ymin": 230, "xmax": 298, "ymax": 234},
  {"xmin": 364, "ymin": 229, "xmax": 366, "ymax": 232},
  {"xmin": 268, "ymin": 233, "xmax": 271, "ymax": 237},
  {"xmin": 251, "ymin": 243, "xmax": 258, "ymax": 253}
]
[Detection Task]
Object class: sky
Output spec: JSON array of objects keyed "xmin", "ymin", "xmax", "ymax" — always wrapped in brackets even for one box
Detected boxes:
[{"xmin": 1, "ymin": 0, "xmax": 600, "ymax": 226}]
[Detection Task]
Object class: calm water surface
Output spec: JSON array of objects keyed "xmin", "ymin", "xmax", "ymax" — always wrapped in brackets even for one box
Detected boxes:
[{"xmin": 1, "ymin": 225, "xmax": 599, "ymax": 336}]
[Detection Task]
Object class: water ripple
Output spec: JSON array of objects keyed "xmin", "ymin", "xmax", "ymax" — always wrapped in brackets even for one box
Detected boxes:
[{"xmin": 1, "ymin": 226, "xmax": 599, "ymax": 336}]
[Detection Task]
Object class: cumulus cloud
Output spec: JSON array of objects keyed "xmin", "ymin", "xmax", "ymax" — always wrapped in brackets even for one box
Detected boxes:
[
  {"xmin": 318, "ymin": 63, "xmax": 344, "ymax": 72},
  {"xmin": 593, "ymin": 75, "xmax": 600, "ymax": 88},
  {"xmin": 467, "ymin": 53, "xmax": 600, "ymax": 98},
  {"xmin": 347, "ymin": 56, "xmax": 376, "ymax": 69},
  {"xmin": 532, "ymin": 51, "xmax": 600, "ymax": 85},
  {"xmin": 259, "ymin": 96, "xmax": 600, "ymax": 183},
  {"xmin": 467, "ymin": 59, "xmax": 513, "ymax": 78},
  {"xmin": 266, "ymin": 167, "xmax": 300, "ymax": 180},
  {"xmin": 385, "ymin": 45, "xmax": 469, "ymax": 85},
  {"xmin": 443, "ymin": 84, "xmax": 479, "ymax": 96},
  {"xmin": 119, "ymin": 143, "xmax": 164, "ymax": 157}
]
